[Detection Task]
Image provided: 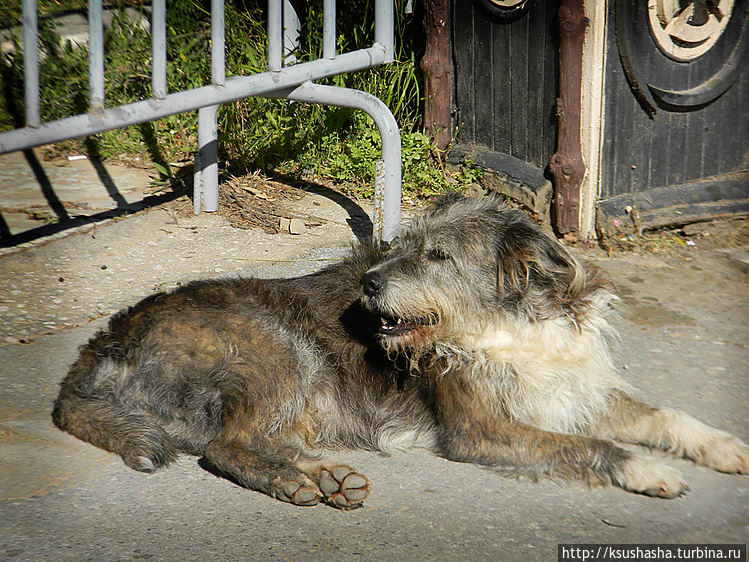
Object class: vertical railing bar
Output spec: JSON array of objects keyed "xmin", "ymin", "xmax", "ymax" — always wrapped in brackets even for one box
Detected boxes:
[
  {"xmin": 277, "ymin": 82, "xmax": 402, "ymax": 242},
  {"xmin": 373, "ymin": 159, "xmax": 385, "ymax": 241},
  {"xmin": 193, "ymin": 148, "xmax": 203, "ymax": 214},
  {"xmin": 152, "ymin": 0, "xmax": 167, "ymax": 99},
  {"xmin": 268, "ymin": 0, "xmax": 282, "ymax": 71},
  {"xmin": 88, "ymin": 0, "xmax": 105, "ymax": 113},
  {"xmin": 211, "ymin": 0, "xmax": 225, "ymax": 86},
  {"xmin": 196, "ymin": 0, "xmax": 224, "ymax": 214},
  {"xmin": 198, "ymin": 105, "xmax": 219, "ymax": 212},
  {"xmin": 22, "ymin": 0, "xmax": 40, "ymax": 127},
  {"xmin": 373, "ymin": 0, "xmax": 398, "ymax": 238},
  {"xmin": 323, "ymin": 0, "xmax": 336, "ymax": 60},
  {"xmin": 374, "ymin": 0, "xmax": 394, "ymax": 63}
]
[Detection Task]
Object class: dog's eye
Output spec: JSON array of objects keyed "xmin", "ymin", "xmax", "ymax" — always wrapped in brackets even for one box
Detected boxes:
[{"xmin": 427, "ymin": 248, "xmax": 451, "ymax": 261}]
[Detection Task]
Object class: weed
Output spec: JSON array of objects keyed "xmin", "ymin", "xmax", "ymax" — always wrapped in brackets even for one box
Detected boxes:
[
  {"xmin": 456, "ymin": 158, "xmax": 484, "ymax": 185},
  {"xmin": 28, "ymin": 210, "xmax": 58, "ymax": 224}
]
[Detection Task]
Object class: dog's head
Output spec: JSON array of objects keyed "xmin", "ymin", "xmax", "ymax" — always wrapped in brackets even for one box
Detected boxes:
[{"xmin": 360, "ymin": 193, "xmax": 608, "ymax": 352}]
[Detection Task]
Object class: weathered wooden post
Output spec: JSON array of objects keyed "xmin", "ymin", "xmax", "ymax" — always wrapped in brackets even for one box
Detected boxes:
[
  {"xmin": 549, "ymin": 0, "xmax": 587, "ymax": 234},
  {"xmin": 421, "ymin": 0, "xmax": 453, "ymax": 151}
]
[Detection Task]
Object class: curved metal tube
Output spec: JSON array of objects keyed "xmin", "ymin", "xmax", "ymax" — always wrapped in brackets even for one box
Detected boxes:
[{"xmin": 270, "ymin": 81, "xmax": 402, "ymax": 242}]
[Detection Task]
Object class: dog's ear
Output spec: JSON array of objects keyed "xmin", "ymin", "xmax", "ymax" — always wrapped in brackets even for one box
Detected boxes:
[
  {"xmin": 530, "ymin": 235, "xmax": 585, "ymax": 295},
  {"xmin": 496, "ymin": 221, "xmax": 584, "ymax": 301}
]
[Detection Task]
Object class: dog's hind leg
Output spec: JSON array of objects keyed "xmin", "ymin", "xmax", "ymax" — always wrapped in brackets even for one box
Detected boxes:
[
  {"xmin": 200, "ymin": 349, "xmax": 370, "ymax": 509},
  {"xmin": 593, "ymin": 391, "xmax": 749, "ymax": 474},
  {"xmin": 203, "ymin": 429, "xmax": 322, "ymax": 506},
  {"xmin": 296, "ymin": 457, "xmax": 371, "ymax": 509},
  {"xmin": 52, "ymin": 329, "xmax": 181, "ymax": 472},
  {"xmin": 52, "ymin": 380, "xmax": 178, "ymax": 473}
]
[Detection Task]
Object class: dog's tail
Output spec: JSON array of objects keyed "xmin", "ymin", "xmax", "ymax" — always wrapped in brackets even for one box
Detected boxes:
[{"xmin": 51, "ymin": 332, "xmax": 178, "ymax": 473}]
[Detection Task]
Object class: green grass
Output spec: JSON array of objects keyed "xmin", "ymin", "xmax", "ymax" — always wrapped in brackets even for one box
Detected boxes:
[{"xmin": 0, "ymin": 0, "xmax": 478, "ymax": 199}]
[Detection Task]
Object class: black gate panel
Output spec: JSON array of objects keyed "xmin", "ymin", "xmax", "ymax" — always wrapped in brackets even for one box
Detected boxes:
[
  {"xmin": 452, "ymin": 0, "xmax": 559, "ymax": 170},
  {"xmin": 600, "ymin": 0, "xmax": 749, "ymax": 227}
]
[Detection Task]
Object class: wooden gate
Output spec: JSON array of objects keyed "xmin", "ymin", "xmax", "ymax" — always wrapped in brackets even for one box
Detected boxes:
[{"xmin": 599, "ymin": 0, "xmax": 749, "ymax": 230}]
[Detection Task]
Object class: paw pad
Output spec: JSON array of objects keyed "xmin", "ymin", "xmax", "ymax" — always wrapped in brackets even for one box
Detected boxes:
[
  {"xmin": 319, "ymin": 466, "xmax": 370, "ymax": 509},
  {"xmin": 278, "ymin": 480, "xmax": 322, "ymax": 506}
]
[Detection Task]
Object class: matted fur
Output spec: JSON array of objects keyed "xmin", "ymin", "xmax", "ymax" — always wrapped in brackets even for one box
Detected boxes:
[{"xmin": 53, "ymin": 194, "xmax": 748, "ymax": 508}]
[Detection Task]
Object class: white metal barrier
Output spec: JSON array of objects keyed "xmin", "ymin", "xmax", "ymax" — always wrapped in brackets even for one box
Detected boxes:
[{"xmin": 0, "ymin": 0, "xmax": 402, "ymax": 241}]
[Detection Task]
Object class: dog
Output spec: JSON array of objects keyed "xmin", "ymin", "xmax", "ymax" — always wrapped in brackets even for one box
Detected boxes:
[{"xmin": 52, "ymin": 193, "xmax": 748, "ymax": 508}]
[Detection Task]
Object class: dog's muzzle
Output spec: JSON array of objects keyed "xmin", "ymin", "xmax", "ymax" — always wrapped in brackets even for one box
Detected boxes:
[{"xmin": 360, "ymin": 270, "xmax": 433, "ymax": 337}]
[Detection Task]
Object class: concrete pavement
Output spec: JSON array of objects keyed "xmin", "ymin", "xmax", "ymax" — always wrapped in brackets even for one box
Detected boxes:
[{"xmin": 0, "ymin": 151, "xmax": 747, "ymax": 561}]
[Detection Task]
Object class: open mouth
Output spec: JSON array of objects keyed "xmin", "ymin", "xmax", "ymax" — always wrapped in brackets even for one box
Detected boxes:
[{"xmin": 377, "ymin": 315, "xmax": 433, "ymax": 336}]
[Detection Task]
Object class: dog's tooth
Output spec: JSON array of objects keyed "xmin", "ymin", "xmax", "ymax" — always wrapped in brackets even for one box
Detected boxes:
[{"xmin": 380, "ymin": 317, "xmax": 388, "ymax": 326}]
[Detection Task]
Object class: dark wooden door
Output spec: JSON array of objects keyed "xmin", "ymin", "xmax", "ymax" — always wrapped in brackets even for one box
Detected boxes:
[
  {"xmin": 599, "ymin": 0, "xmax": 749, "ymax": 229},
  {"xmin": 452, "ymin": 0, "xmax": 559, "ymax": 171}
]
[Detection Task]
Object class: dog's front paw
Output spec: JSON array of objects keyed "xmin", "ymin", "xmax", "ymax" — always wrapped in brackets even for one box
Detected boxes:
[
  {"xmin": 318, "ymin": 466, "xmax": 370, "ymax": 510},
  {"xmin": 695, "ymin": 435, "xmax": 749, "ymax": 474},
  {"xmin": 618, "ymin": 457, "xmax": 688, "ymax": 499}
]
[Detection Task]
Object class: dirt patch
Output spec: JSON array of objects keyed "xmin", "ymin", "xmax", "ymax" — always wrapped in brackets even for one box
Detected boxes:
[
  {"xmin": 594, "ymin": 215, "xmax": 749, "ymax": 255},
  {"xmin": 216, "ymin": 172, "xmax": 309, "ymax": 233},
  {"xmin": 162, "ymin": 172, "xmax": 338, "ymax": 234}
]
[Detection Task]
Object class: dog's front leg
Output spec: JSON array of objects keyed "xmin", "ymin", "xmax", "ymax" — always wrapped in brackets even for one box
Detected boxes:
[
  {"xmin": 593, "ymin": 391, "xmax": 749, "ymax": 474},
  {"xmin": 432, "ymin": 378, "xmax": 688, "ymax": 498},
  {"xmin": 439, "ymin": 417, "xmax": 688, "ymax": 498},
  {"xmin": 203, "ymin": 421, "xmax": 370, "ymax": 509}
]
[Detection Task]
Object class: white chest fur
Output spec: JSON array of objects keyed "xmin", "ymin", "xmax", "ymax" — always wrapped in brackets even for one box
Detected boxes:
[{"xmin": 464, "ymin": 311, "xmax": 627, "ymax": 435}]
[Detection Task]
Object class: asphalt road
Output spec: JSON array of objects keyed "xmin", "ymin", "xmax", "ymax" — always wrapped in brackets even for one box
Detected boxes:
[{"xmin": 0, "ymin": 153, "xmax": 747, "ymax": 561}]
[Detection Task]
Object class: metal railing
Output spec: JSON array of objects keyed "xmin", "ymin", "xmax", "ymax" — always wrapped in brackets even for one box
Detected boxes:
[{"xmin": 0, "ymin": 0, "xmax": 402, "ymax": 241}]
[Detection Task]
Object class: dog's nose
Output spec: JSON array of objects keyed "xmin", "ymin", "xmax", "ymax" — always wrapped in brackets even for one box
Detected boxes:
[{"xmin": 361, "ymin": 271, "xmax": 384, "ymax": 297}]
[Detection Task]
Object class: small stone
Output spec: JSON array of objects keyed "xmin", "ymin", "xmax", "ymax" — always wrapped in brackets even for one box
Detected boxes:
[
  {"xmin": 101, "ymin": 265, "xmax": 107, "ymax": 270},
  {"xmin": 289, "ymin": 219, "xmax": 306, "ymax": 235}
]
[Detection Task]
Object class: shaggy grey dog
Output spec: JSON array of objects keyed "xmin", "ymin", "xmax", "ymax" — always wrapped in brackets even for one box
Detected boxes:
[{"xmin": 53, "ymin": 194, "xmax": 748, "ymax": 509}]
